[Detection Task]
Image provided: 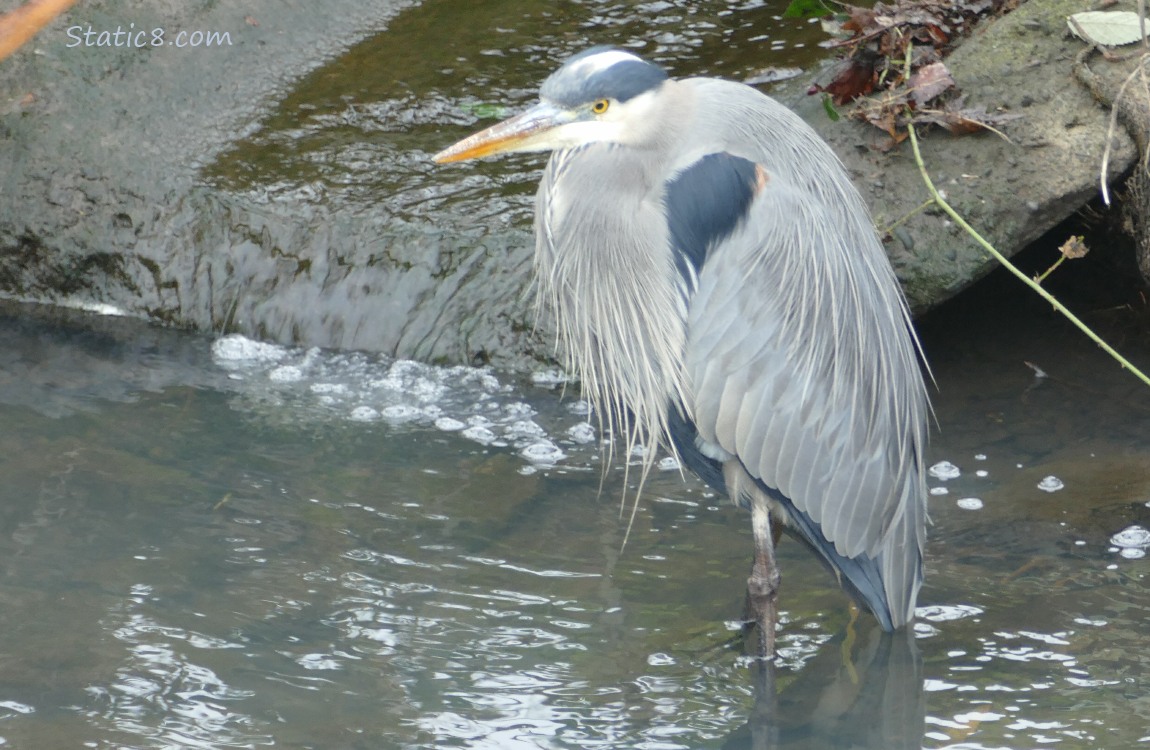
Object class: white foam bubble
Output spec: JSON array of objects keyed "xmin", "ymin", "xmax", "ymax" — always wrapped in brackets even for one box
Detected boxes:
[
  {"xmin": 211, "ymin": 334, "xmax": 290, "ymax": 364},
  {"xmin": 1037, "ymin": 475, "xmax": 1064, "ymax": 493},
  {"xmin": 567, "ymin": 422, "xmax": 596, "ymax": 444},
  {"xmin": 380, "ymin": 405, "xmax": 423, "ymax": 423},
  {"xmin": 207, "ymin": 335, "xmax": 680, "ymax": 479},
  {"xmin": 462, "ymin": 425, "xmax": 497, "ymax": 445},
  {"xmin": 505, "ymin": 420, "xmax": 545, "ymax": 440},
  {"xmin": 566, "ymin": 400, "xmax": 591, "ymax": 416},
  {"xmin": 1110, "ymin": 525, "xmax": 1150, "ymax": 549},
  {"xmin": 521, "ymin": 440, "xmax": 566, "ymax": 465},
  {"xmin": 311, "ymin": 383, "xmax": 349, "ymax": 395},
  {"xmin": 530, "ymin": 368, "xmax": 569, "ymax": 386},
  {"xmin": 268, "ymin": 365, "xmax": 304, "ymax": 383},
  {"xmin": 504, "ymin": 402, "xmax": 535, "ymax": 418},
  {"xmin": 929, "ymin": 461, "xmax": 961, "ymax": 480},
  {"xmin": 349, "ymin": 406, "xmax": 380, "ymax": 422}
]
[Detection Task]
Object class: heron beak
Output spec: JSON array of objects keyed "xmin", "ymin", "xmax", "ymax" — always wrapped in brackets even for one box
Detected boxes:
[{"xmin": 433, "ymin": 102, "xmax": 570, "ymax": 164}]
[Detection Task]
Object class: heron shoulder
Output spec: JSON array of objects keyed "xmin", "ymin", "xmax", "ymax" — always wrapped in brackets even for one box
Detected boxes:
[
  {"xmin": 674, "ymin": 77, "xmax": 850, "ymax": 183},
  {"xmin": 663, "ymin": 151, "xmax": 763, "ymax": 289}
]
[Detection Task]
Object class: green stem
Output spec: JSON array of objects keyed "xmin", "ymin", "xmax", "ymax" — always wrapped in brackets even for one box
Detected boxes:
[
  {"xmin": 1033, "ymin": 255, "xmax": 1065, "ymax": 286},
  {"xmin": 906, "ymin": 123, "xmax": 1150, "ymax": 388},
  {"xmin": 882, "ymin": 197, "xmax": 935, "ymax": 236}
]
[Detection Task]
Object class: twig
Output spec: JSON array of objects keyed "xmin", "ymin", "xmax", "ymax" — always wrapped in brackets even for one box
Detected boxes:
[
  {"xmin": 1032, "ymin": 256, "xmax": 1066, "ymax": 285},
  {"xmin": 1100, "ymin": 59, "xmax": 1146, "ymax": 205},
  {"xmin": 1140, "ymin": 57, "xmax": 1150, "ymax": 173},
  {"xmin": 883, "ymin": 198, "xmax": 934, "ymax": 236},
  {"xmin": 1140, "ymin": 0, "xmax": 1147, "ymax": 53},
  {"xmin": 1067, "ymin": 15, "xmax": 1121, "ymax": 61}
]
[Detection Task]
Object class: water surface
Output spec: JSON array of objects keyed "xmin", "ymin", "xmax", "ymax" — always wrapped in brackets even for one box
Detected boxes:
[{"xmin": 1, "ymin": 256, "xmax": 1149, "ymax": 749}]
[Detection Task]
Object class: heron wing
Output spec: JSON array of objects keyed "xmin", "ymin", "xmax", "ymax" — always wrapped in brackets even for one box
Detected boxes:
[{"xmin": 668, "ymin": 144, "xmax": 928, "ymax": 624}]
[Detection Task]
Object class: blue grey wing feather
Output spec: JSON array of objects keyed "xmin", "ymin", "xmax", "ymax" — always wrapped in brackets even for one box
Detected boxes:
[{"xmin": 677, "ymin": 155, "xmax": 929, "ymax": 627}]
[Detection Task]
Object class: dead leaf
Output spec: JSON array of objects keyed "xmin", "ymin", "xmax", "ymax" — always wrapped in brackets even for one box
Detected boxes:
[
  {"xmin": 814, "ymin": 0, "xmax": 1014, "ymax": 138},
  {"xmin": 820, "ymin": 50, "xmax": 882, "ymax": 103},
  {"xmin": 1068, "ymin": 10, "xmax": 1148, "ymax": 47},
  {"xmin": 914, "ymin": 104, "xmax": 1022, "ymax": 135},
  {"xmin": 907, "ymin": 61, "xmax": 956, "ymax": 105},
  {"xmin": 1059, "ymin": 235, "xmax": 1090, "ymax": 259}
]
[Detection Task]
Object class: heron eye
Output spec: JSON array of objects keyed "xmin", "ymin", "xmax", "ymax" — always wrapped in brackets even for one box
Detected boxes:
[{"xmin": 591, "ymin": 99, "xmax": 610, "ymax": 115}]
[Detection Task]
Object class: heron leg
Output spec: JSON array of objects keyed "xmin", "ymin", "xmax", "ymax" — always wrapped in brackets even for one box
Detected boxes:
[
  {"xmin": 749, "ymin": 657, "xmax": 780, "ymax": 748},
  {"xmin": 744, "ymin": 491, "xmax": 781, "ymax": 660}
]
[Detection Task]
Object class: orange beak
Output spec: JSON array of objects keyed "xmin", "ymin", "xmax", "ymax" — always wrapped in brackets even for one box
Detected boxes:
[{"xmin": 433, "ymin": 102, "xmax": 569, "ymax": 164}]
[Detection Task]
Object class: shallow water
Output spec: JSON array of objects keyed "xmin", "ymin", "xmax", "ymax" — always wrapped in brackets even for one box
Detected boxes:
[
  {"xmin": 2, "ymin": 255, "xmax": 1150, "ymax": 749},
  {"xmin": 6, "ymin": 1, "xmax": 1150, "ymax": 747}
]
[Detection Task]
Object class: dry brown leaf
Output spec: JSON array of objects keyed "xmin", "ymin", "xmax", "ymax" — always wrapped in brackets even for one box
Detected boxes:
[
  {"xmin": 907, "ymin": 61, "xmax": 956, "ymax": 105},
  {"xmin": 1059, "ymin": 235, "xmax": 1090, "ymax": 259}
]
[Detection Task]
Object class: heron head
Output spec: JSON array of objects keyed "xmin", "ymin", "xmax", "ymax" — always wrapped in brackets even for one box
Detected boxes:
[{"xmin": 434, "ymin": 47, "xmax": 670, "ymax": 163}]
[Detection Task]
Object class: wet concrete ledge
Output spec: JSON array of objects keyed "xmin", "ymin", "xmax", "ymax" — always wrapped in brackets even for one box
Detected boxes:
[
  {"xmin": 0, "ymin": 0, "xmax": 1141, "ymax": 371},
  {"xmin": 0, "ymin": 0, "xmax": 546, "ymax": 370}
]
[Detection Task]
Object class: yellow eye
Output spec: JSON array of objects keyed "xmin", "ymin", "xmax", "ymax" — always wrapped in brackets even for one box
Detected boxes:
[{"xmin": 591, "ymin": 99, "xmax": 610, "ymax": 115}]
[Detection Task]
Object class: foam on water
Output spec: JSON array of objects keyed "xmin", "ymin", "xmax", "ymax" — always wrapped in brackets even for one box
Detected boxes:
[
  {"xmin": 210, "ymin": 334, "xmax": 591, "ymax": 466},
  {"xmin": 929, "ymin": 460, "xmax": 961, "ymax": 481},
  {"xmin": 566, "ymin": 422, "xmax": 597, "ymax": 444},
  {"xmin": 1110, "ymin": 525, "xmax": 1150, "ymax": 550},
  {"xmin": 212, "ymin": 335, "xmax": 294, "ymax": 364}
]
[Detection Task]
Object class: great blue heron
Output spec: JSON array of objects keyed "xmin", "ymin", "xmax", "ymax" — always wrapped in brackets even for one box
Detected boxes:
[{"xmin": 434, "ymin": 47, "xmax": 930, "ymax": 657}]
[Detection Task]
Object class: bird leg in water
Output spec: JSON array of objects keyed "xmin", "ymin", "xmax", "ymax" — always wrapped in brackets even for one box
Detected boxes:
[
  {"xmin": 723, "ymin": 462, "xmax": 783, "ymax": 659},
  {"xmin": 745, "ymin": 490, "xmax": 781, "ymax": 659},
  {"xmin": 748, "ymin": 657, "xmax": 780, "ymax": 748}
]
